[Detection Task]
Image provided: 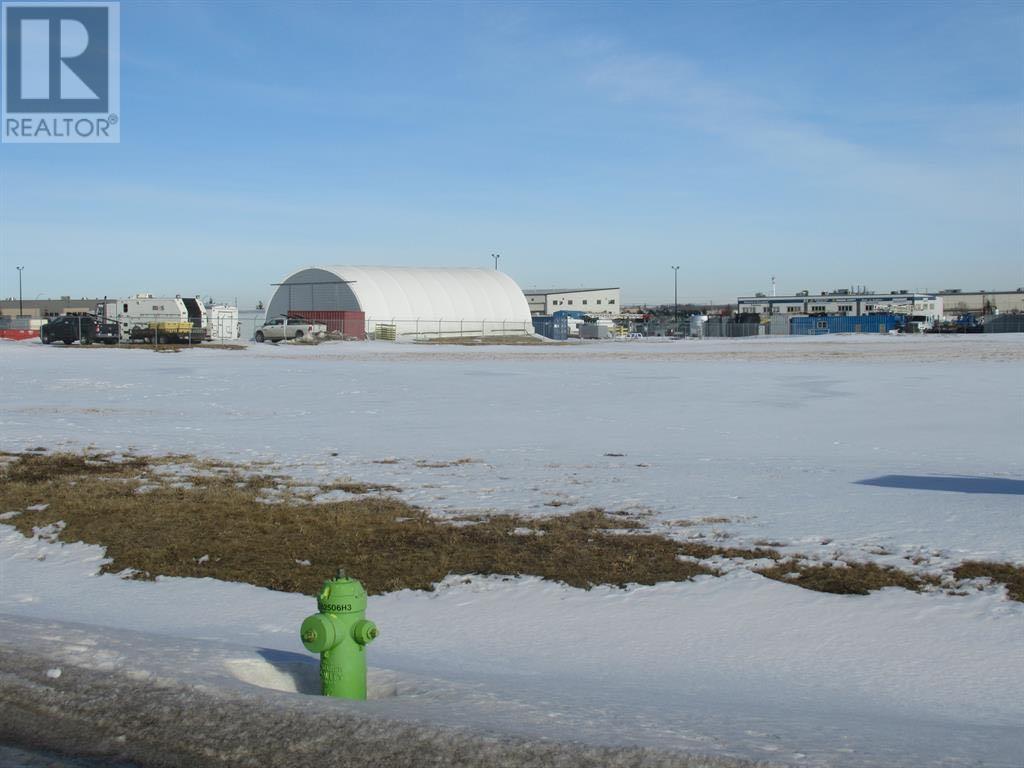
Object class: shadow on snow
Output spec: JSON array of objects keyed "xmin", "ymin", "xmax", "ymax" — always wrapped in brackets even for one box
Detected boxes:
[{"xmin": 855, "ymin": 475, "xmax": 1024, "ymax": 495}]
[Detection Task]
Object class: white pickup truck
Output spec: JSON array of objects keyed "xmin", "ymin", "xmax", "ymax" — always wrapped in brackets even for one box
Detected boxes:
[{"xmin": 254, "ymin": 318, "xmax": 327, "ymax": 343}]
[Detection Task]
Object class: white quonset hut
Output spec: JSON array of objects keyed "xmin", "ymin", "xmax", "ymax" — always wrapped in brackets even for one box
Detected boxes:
[{"xmin": 266, "ymin": 266, "xmax": 533, "ymax": 340}]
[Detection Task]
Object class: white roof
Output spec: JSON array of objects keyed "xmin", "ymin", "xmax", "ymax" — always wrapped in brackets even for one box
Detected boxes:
[{"xmin": 278, "ymin": 265, "xmax": 532, "ymax": 323}]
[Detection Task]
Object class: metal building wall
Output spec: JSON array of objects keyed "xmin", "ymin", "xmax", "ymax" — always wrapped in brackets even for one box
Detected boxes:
[{"xmin": 790, "ymin": 315, "xmax": 902, "ymax": 335}]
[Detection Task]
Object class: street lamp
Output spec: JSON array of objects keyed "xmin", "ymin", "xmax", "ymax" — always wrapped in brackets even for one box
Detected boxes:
[
  {"xmin": 671, "ymin": 265, "xmax": 680, "ymax": 325},
  {"xmin": 492, "ymin": 253, "xmax": 500, "ymax": 271},
  {"xmin": 16, "ymin": 266, "xmax": 24, "ymax": 317}
]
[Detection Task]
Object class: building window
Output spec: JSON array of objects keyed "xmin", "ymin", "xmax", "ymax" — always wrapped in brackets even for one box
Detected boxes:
[
  {"xmin": 811, "ymin": 305, "xmax": 825, "ymax": 312},
  {"xmin": 838, "ymin": 304, "xmax": 852, "ymax": 312},
  {"xmin": 609, "ymin": 299, "xmax": 615, "ymax": 305},
  {"xmin": 567, "ymin": 300, "xmax": 573, "ymax": 305},
  {"xmin": 596, "ymin": 300, "xmax": 602, "ymax": 304},
  {"xmin": 582, "ymin": 300, "xmax": 588, "ymax": 305},
  {"xmin": 787, "ymin": 306, "xmax": 800, "ymax": 312}
]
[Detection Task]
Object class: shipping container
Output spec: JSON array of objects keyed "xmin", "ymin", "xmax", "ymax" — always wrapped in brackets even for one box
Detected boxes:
[
  {"xmin": 768, "ymin": 315, "xmax": 792, "ymax": 335},
  {"xmin": 704, "ymin": 317, "xmax": 761, "ymax": 337},
  {"xmin": 983, "ymin": 314, "xmax": 1024, "ymax": 333},
  {"xmin": 578, "ymin": 321, "xmax": 613, "ymax": 339},
  {"xmin": 790, "ymin": 314, "xmax": 903, "ymax": 335},
  {"xmin": 532, "ymin": 315, "xmax": 569, "ymax": 340}
]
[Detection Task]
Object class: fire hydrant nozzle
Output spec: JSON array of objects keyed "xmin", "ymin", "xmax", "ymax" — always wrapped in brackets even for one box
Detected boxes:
[{"xmin": 300, "ymin": 572, "xmax": 377, "ymax": 699}]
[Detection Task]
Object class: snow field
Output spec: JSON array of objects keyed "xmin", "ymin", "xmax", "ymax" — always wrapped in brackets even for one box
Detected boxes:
[{"xmin": 0, "ymin": 335, "xmax": 1022, "ymax": 766}]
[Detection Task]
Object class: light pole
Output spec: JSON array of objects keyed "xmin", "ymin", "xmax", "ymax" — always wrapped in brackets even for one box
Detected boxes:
[
  {"xmin": 16, "ymin": 266, "xmax": 24, "ymax": 317},
  {"xmin": 671, "ymin": 265, "xmax": 680, "ymax": 326},
  {"xmin": 492, "ymin": 253, "xmax": 500, "ymax": 271}
]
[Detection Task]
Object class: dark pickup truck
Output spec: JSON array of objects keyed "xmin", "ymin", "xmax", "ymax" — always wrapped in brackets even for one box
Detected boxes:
[{"xmin": 40, "ymin": 314, "xmax": 120, "ymax": 345}]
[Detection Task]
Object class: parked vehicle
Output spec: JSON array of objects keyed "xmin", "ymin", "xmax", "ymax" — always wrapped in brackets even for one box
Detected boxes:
[
  {"xmin": 97, "ymin": 294, "xmax": 206, "ymax": 344},
  {"xmin": 254, "ymin": 317, "xmax": 327, "ymax": 343},
  {"xmin": 40, "ymin": 315, "xmax": 119, "ymax": 345}
]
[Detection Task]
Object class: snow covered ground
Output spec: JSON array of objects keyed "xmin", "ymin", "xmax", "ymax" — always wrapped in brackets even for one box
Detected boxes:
[{"xmin": 1, "ymin": 335, "xmax": 1022, "ymax": 766}]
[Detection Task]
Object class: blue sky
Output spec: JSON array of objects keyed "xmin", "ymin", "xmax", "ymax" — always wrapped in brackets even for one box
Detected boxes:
[{"xmin": 1, "ymin": 0, "xmax": 1021, "ymax": 307}]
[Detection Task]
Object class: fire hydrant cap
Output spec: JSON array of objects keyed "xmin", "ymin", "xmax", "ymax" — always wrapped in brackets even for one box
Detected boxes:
[
  {"xmin": 300, "ymin": 614, "xmax": 338, "ymax": 654},
  {"xmin": 352, "ymin": 619, "xmax": 378, "ymax": 646},
  {"xmin": 317, "ymin": 577, "xmax": 368, "ymax": 613}
]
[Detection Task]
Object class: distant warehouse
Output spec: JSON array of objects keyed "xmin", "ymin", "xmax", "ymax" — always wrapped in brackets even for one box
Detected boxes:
[
  {"xmin": 266, "ymin": 266, "xmax": 533, "ymax": 340},
  {"xmin": 523, "ymin": 287, "xmax": 620, "ymax": 316},
  {"xmin": 738, "ymin": 290, "xmax": 944, "ymax": 321}
]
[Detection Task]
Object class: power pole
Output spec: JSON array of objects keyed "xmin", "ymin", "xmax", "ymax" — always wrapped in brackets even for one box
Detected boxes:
[
  {"xmin": 492, "ymin": 253, "xmax": 500, "ymax": 270},
  {"xmin": 671, "ymin": 266, "xmax": 680, "ymax": 324},
  {"xmin": 16, "ymin": 266, "xmax": 24, "ymax": 317}
]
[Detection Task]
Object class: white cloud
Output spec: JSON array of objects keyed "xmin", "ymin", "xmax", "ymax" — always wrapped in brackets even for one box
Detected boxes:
[{"xmin": 578, "ymin": 48, "xmax": 1020, "ymax": 222}]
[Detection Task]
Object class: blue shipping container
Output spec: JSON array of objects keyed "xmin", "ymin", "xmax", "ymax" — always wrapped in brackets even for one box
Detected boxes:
[
  {"xmin": 791, "ymin": 314, "xmax": 904, "ymax": 335},
  {"xmin": 532, "ymin": 315, "xmax": 569, "ymax": 340}
]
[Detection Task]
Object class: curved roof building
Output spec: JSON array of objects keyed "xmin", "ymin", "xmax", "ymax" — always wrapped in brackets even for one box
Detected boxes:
[{"xmin": 266, "ymin": 266, "xmax": 533, "ymax": 339}]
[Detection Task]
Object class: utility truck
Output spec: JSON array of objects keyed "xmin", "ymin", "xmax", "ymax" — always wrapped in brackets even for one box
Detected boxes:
[{"xmin": 98, "ymin": 294, "xmax": 207, "ymax": 343}]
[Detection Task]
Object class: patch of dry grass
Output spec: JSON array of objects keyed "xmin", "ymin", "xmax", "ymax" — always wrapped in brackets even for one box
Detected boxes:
[
  {"xmin": 318, "ymin": 480, "xmax": 402, "ymax": 495},
  {"xmin": 0, "ymin": 452, "xmax": 711, "ymax": 595},
  {"xmin": 416, "ymin": 335, "xmax": 551, "ymax": 345},
  {"xmin": 679, "ymin": 542, "xmax": 780, "ymax": 561},
  {"xmin": 954, "ymin": 561, "xmax": 1024, "ymax": 601},
  {"xmin": 3, "ymin": 452, "xmax": 150, "ymax": 484},
  {"xmin": 757, "ymin": 561, "xmax": 933, "ymax": 596},
  {"xmin": 414, "ymin": 458, "xmax": 479, "ymax": 468},
  {"xmin": 8, "ymin": 452, "xmax": 1006, "ymax": 602}
]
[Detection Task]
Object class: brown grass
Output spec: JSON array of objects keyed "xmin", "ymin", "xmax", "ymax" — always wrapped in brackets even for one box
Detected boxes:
[
  {"xmin": 3, "ymin": 452, "xmax": 151, "ymax": 484},
  {"xmin": 757, "ymin": 561, "xmax": 932, "ymax": 596},
  {"xmin": 954, "ymin": 561, "xmax": 1024, "ymax": 601},
  {"xmin": 0, "ymin": 452, "xmax": 711, "ymax": 595},
  {"xmin": 318, "ymin": 480, "xmax": 402, "ymax": 495},
  {"xmin": 414, "ymin": 458, "xmax": 479, "ymax": 468},
  {"xmin": 8, "ymin": 452, "xmax": 1008, "ymax": 602},
  {"xmin": 415, "ymin": 335, "xmax": 554, "ymax": 346},
  {"xmin": 679, "ymin": 542, "xmax": 780, "ymax": 561}
]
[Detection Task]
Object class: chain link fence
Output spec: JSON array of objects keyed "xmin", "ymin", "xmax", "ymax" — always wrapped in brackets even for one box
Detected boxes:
[
  {"xmin": 240, "ymin": 312, "xmax": 534, "ymax": 343},
  {"xmin": 363, "ymin": 318, "xmax": 534, "ymax": 341}
]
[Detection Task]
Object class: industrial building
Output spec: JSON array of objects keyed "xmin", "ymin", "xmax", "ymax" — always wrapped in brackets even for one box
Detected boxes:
[
  {"xmin": 937, "ymin": 289, "xmax": 1024, "ymax": 316},
  {"xmin": 266, "ymin": 266, "xmax": 534, "ymax": 340},
  {"xmin": 522, "ymin": 287, "xmax": 621, "ymax": 316},
  {"xmin": 0, "ymin": 297, "xmax": 104, "ymax": 319},
  {"xmin": 737, "ymin": 290, "xmax": 944, "ymax": 321}
]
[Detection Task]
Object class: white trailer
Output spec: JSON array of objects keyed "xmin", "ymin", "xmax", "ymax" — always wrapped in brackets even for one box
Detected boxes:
[
  {"xmin": 206, "ymin": 305, "xmax": 240, "ymax": 341},
  {"xmin": 98, "ymin": 294, "xmax": 208, "ymax": 343}
]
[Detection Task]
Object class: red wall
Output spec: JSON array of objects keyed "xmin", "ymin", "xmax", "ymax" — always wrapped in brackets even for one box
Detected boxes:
[{"xmin": 287, "ymin": 310, "xmax": 366, "ymax": 340}]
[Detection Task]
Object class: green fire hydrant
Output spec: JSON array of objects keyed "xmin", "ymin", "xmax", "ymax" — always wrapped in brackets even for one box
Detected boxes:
[{"xmin": 300, "ymin": 569, "xmax": 378, "ymax": 699}]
